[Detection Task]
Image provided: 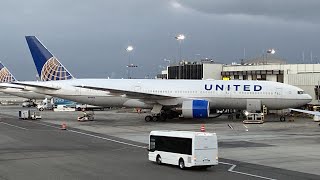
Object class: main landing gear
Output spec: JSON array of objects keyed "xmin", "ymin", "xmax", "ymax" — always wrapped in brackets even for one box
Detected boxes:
[
  {"xmin": 145, "ymin": 114, "xmax": 167, "ymax": 122},
  {"xmin": 144, "ymin": 111, "xmax": 179, "ymax": 122}
]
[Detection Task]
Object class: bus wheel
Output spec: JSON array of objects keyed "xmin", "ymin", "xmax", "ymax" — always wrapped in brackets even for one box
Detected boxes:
[
  {"xmin": 178, "ymin": 158, "xmax": 185, "ymax": 170},
  {"xmin": 156, "ymin": 155, "xmax": 162, "ymax": 165}
]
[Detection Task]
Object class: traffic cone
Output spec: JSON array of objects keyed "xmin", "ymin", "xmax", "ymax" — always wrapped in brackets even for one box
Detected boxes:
[
  {"xmin": 200, "ymin": 124, "xmax": 205, "ymax": 132},
  {"xmin": 61, "ymin": 123, "xmax": 67, "ymax": 130}
]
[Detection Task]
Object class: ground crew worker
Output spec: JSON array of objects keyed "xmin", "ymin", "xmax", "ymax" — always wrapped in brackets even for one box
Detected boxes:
[{"xmin": 289, "ymin": 112, "xmax": 294, "ymax": 122}]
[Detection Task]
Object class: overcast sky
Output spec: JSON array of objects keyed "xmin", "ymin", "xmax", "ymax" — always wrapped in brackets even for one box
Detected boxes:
[{"xmin": 1, "ymin": 0, "xmax": 320, "ymax": 80}]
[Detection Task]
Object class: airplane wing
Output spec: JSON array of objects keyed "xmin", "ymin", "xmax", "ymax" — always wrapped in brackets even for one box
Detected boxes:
[
  {"xmin": 289, "ymin": 108, "xmax": 320, "ymax": 116},
  {"xmin": 0, "ymin": 83, "xmax": 25, "ymax": 89},
  {"xmin": 74, "ymin": 85, "xmax": 176, "ymax": 100},
  {"xmin": 12, "ymin": 82, "xmax": 61, "ymax": 90}
]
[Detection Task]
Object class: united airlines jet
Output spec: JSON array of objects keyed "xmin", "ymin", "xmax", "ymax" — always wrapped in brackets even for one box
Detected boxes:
[
  {"xmin": 0, "ymin": 62, "xmax": 51, "ymax": 100},
  {"xmin": 13, "ymin": 36, "xmax": 312, "ymax": 121}
]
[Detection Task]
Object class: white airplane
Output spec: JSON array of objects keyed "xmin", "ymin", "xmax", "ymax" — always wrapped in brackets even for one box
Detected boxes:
[
  {"xmin": 0, "ymin": 62, "xmax": 51, "ymax": 100},
  {"xmin": 13, "ymin": 36, "xmax": 312, "ymax": 121}
]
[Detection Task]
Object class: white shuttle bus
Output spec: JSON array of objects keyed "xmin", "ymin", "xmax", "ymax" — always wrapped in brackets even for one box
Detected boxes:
[{"xmin": 148, "ymin": 131, "xmax": 218, "ymax": 169}]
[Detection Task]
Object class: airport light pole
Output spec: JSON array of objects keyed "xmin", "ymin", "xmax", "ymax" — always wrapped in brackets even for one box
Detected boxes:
[
  {"xmin": 175, "ymin": 34, "xmax": 185, "ymax": 64},
  {"xmin": 265, "ymin": 48, "xmax": 276, "ymax": 64},
  {"xmin": 164, "ymin": 58, "xmax": 171, "ymax": 65},
  {"xmin": 126, "ymin": 46, "xmax": 134, "ymax": 79},
  {"xmin": 174, "ymin": 34, "xmax": 186, "ymax": 79}
]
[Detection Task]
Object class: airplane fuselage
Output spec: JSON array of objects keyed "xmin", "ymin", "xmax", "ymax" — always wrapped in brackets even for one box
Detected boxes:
[{"xmin": 21, "ymin": 79, "xmax": 312, "ymax": 110}]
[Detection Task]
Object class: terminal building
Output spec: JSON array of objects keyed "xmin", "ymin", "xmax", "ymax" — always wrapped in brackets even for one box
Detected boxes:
[
  {"xmin": 157, "ymin": 57, "xmax": 320, "ymax": 105},
  {"xmin": 157, "ymin": 59, "xmax": 222, "ymax": 80}
]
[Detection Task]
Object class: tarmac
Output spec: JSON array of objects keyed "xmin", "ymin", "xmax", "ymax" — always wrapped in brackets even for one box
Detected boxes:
[{"xmin": 0, "ymin": 105, "xmax": 319, "ymax": 180}]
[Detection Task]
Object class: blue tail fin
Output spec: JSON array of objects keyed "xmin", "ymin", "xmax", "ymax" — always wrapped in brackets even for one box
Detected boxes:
[
  {"xmin": 0, "ymin": 62, "xmax": 17, "ymax": 82},
  {"xmin": 25, "ymin": 36, "xmax": 74, "ymax": 81}
]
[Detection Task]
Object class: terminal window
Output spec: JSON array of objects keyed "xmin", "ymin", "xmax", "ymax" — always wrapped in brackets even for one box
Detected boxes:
[
  {"xmin": 315, "ymin": 86, "xmax": 320, "ymax": 100},
  {"xmin": 252, "ymin": 75, "xmax": 257, "ymax": 80},
  {"xmin": 243, "ymin": 75, "xmax": 248, "ymax": 80},
  {"xmin": 168, "ymin": 64, "xmax": 203, "ymax": 79},
  {"xmin": 277, "ymin": 75, "xmax": 284, "ymax": 83}
]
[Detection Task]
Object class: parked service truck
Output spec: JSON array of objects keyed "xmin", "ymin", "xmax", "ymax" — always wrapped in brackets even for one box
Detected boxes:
[
  {"xmin": 37, "ymin": 101, "xmax": 54, "ymax": 111},
  {"xmin": 19, "ymin": 110, "xmax": 41, "ymax": 120},
  {"xmin": 22, "ymin": 100, "xmax": 37, "ymax": 107},
  {"xmin": 76, "ymin": 104, "xmax": 104, "ymax": 111}
]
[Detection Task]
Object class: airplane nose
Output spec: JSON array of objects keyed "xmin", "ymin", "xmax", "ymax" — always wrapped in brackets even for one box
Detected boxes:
[{"xmin": 305, "ymin": 94, "xmax": 312, "ymax": 101}]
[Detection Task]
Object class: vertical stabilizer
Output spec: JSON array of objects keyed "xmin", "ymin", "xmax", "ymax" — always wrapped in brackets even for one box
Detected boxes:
[
  {"xmin": 0, "ymin": 62, "xmax": 17, "ymax": 82},
  {"xmin": 25, "ymin": 36, "xmax": 74, "ymax": 81}
]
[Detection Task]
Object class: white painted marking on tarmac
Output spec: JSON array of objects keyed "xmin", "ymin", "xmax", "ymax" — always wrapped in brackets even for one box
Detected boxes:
[
  {"xmin": 30, "ymin": 121, "xmax": 277, "ymax": 179},
  {"xmin": 0, "ymin": 122, "xmax": 28, "ymax": 130},
  {"xmin": 68, "ymin": 129, "xmax": 146, "ymax": 149},
  {"xmin": 243, "ymin": 124, "xmax": 248, "ymax": 129},
  {"xmin": 219, "ymin": 162, "xmax": 277, "ymax": 180},
  {"xmin": 30, "ymin": 121, "xmax": 146, "ymax": 149},
  {"xmin": 30, "ymin": 121, "xmax": 59, "ymax": 129}
]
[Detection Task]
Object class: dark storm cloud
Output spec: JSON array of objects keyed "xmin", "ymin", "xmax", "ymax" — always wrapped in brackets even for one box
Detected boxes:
[
  {"xmin": 0, "ymin": 0, "xmax": 320, "ymax": 80},
  {"xmin": 178, "ymin": 0, "xmax": 320, "ymax": 23}
]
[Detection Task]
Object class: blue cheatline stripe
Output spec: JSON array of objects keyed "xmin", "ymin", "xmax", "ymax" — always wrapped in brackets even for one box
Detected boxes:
[
  {"xmin": 25, "ymin": 36, "xmax": 53, "ymax": 77},
  {"xmin": 192, "ymin": 100, "xmax": 209, "ymax": 118}
]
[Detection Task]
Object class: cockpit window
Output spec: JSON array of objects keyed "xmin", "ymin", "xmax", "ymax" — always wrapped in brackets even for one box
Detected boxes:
[{"xmin": 298, "ymin": 91, "xmax": 304, "ymax": 94}]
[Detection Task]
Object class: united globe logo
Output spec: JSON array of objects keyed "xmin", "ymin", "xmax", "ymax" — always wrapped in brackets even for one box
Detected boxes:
[
  {"xmin": 41, "ymin": 57, "xmax": 73, "ymax": 81},
  {"xmin": 0, "ymin": 67, "xmax": 15, "ymax": 82}
]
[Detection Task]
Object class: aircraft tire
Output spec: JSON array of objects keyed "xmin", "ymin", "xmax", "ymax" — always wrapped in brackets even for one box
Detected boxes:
[
  {"xmin": 152, "ymin": 116, "xmax": 158, "ymax": 122},
  {"xmin": 159, "ymin": 114, "xmax": 167, "ymax": 121},
  {"xmin": 145, "ymin": 116, "xmax": 152, "ymax": 122}
]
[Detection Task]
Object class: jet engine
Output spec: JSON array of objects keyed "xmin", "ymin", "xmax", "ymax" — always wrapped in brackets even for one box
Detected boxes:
[{"xmin": 182, "ymin": 100, "xmax": 210, "ymax": 118}]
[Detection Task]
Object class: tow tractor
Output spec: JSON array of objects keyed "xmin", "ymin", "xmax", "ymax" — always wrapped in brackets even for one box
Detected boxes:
[{"xmin": 77, "ymin": 110, "xmax": 95, "ymax": 121}]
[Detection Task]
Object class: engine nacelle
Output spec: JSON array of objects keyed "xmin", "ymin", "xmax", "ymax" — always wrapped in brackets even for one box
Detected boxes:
[{"xmin": 182, "ymin": 100, "xmax": 210, "ymax": 118}]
